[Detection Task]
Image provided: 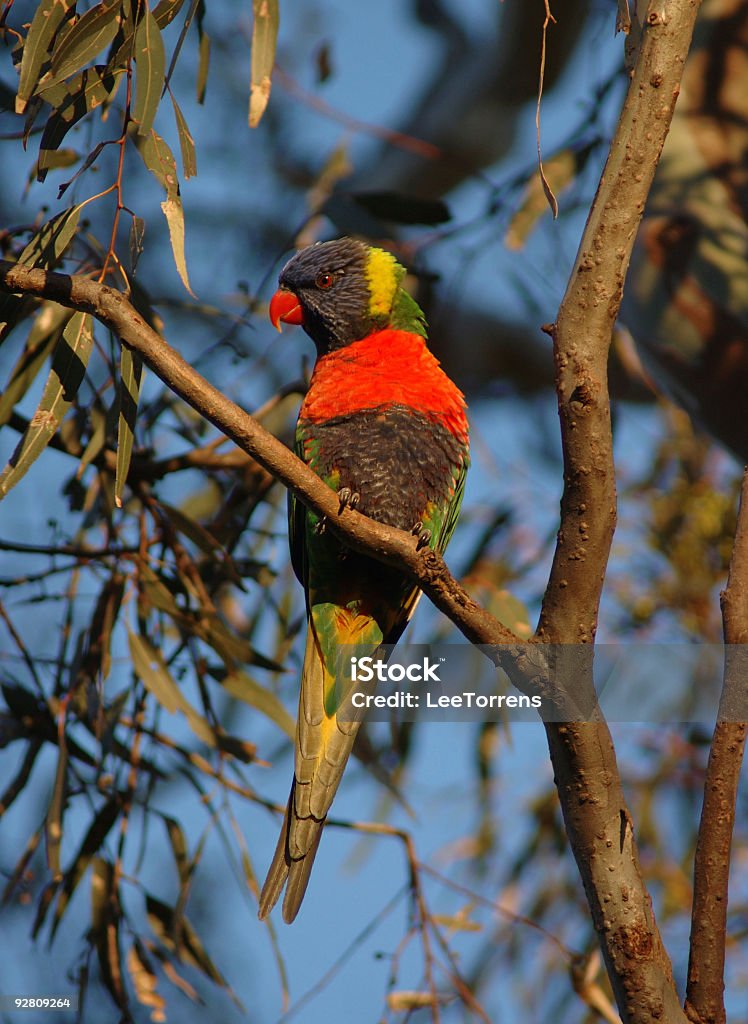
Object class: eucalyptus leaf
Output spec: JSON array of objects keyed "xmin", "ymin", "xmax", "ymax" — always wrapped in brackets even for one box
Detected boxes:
[
  {"xmin": 50, "ymin": 795, "xmax": 121, "ymax": 940},
  {"xmin": 196, "ymin": 29, "xmax": 210, "ymax": 104},
  {"xmin": 152, "ymin": 0, "xmax": 188, "ymax": 29},
  {"xmin": 134, "ymin": 129, "xmax": 193, "ymax": 294},
  {"xmin": 161, "ymin": 197, "xmax": 194, "ymax": 296},
  {"xmin": 249, "ymin": 0, "xmax": 278, "ymax": 128},
  {"xmin": 37, "ymin": 66, "xmax": 122, "ymax": 182},
  {"xmin": 115, "ymin": 346, "xmax": 143, "ymax": 507},
  {"xmin": 145, "ymin": 893, "xmax": 233, "ymax": 992},
  {"xmin": 0, "ymin": 312, "xmax": 94, "ymax": 501},
  {"xmin": 170, "ymin": 91, "xmax": 196, "ymax": 178},
  {"xmin": 218, "ymin": 669, "xmax": 295, "ymax": 739},
  {"xmin": 39, "ymin": 0, "xmax": 122, "ymax": 94},
  {"xmin": 16, "ymin": 0, "xmax": 75, "ymax": 113},
  {"xmin": 127, "ymin": 940, "xmax": 167, "ymax": 1019},
  {"xmin": 132, "ymin": 10, "xmax": 165, "ymax": 137},
  {"xmin": 0, "ymin": 303, "xmax": 72, "ymax": 427},
  {"xmin": 17, "ymin": 205, "xmax": 83, "ymax": 268},
  {"xmin": 128, "ymin": 631, "xmax": 216, "ymax": 747}
]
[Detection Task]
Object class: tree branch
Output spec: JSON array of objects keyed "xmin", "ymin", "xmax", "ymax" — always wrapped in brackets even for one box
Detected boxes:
[
  {"xmin": 534, "ymin": 2, "xmax": 702, "ymax": 1021},
  {"xmin": 685, "ymin": 469, "xmax": 748, "ymax": 1024},
  {"xmin": 539, "ymin": 0, "xmax": 701, "ymax": 643}
]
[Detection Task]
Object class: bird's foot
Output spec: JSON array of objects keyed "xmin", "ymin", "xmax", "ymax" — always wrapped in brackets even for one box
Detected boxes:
[
  {"xmin": 411, "ymin": 522, "xmax": 432, "ymax": 550},
  {"xmin": 314, "ymin": 516, "xmax": 327, "ymax": 535},
  {"xmin": 338, "ymin": 487, "xmax": 361, "ymax": 513}
]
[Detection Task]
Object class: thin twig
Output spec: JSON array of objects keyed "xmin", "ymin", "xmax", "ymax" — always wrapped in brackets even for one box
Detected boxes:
[
  {"xmin": 0, "ymin": 599, "xmax": 44, "ymax": 695},
  {"xmin": 0, "ymin": 538, "xmax": 139, "ymax": 559},
  {"xmin": 535, "ymin": 0, "xmax": 559, "ymax": 218},
  {"xmin": 685, "ymin": 468, "xmax": 748, "ymax": 1024},
  {"xmin": 418, "ymin": 861, "xmax": 575, "ymax": 960},
  {"xmin": 280, "ymin": 889, "xmax": 405, "ymax": 1023},
  {"xmin": 274, "ymin": 66, "xmax": 442, "ymax": 161}
]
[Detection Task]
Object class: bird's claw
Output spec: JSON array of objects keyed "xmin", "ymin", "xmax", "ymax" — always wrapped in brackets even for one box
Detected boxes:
[
  {"xmin": 314, "ymin": 516, "xmax": 327, "ymax": 535},
  {"xmin": 411, "ymin": 521, "xmax": 423, "ymax": 535},
  {"xmin": 338, "ymin": 487, "xmax": 360, "ymax": 512},
  {"xmin": 416, "ymin": 528, "xmax": 432, "ymax": 550}
]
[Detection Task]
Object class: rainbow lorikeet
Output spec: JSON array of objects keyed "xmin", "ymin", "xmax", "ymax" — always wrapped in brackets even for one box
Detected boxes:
[{"xmin": 258, "ymin": 238, "xmax": 469, "ymax": 923}]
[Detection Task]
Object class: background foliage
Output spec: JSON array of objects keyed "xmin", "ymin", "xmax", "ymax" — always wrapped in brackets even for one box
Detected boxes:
[{"xmin": 0, "ymin": 1, "xmax": 747, "ymax": 1021}]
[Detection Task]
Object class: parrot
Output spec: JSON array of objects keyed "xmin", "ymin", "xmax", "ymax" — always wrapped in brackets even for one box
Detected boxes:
[{"xmin": 258, "ymin": 238, "xmax": 469, "ymax": 923}]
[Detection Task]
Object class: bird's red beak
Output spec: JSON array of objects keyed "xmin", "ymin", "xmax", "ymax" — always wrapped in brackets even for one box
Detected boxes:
[{"xmin": 269, "ymin": 288, "xmax": 304, "ymax": 330}]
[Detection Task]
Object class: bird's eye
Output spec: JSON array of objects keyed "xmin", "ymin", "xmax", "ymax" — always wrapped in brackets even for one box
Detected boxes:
[{"xmin": 315, "ymin": 272, "xmax": 334, "ymax": 289}]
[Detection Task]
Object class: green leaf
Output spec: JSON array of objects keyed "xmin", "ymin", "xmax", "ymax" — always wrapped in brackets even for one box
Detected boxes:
[
  {"xmin": 115, "ymin": 346, "xmax": 143, "ymax": 507},
  {"xmin": 46, "ymin": 739, "xmax": 68, "ymax": 880},
  {"xmin": 145, "ymin": 894, "xmax": 233, "ymax": 992},
  {"xmin": 50, "ymin": 795, "xmax": 121, "ymax": 940},
  {"xmin": 134, "ymin": 129, "xmax": 194, "ymax": 294},
  {"xmin": 152, "ymin": 0, "xmax": 188, "ymax": 29},
  {"xmin": 201, "ymin": 616, "xmax": 283, "ymax": 672},
  {"xmin": 16, "ymin": 0, "xmax": 76, "ymax": 114},
  {"xmin": 162, "ymin": 815, "xmax": 190, "ymax": 890},
  {"xmin": 137, "ymin": 564, "xmax": 282, "ymax": 671},
  {"xmin": 138, "ymin": 564, "xmax": 183, "ymax": 619},
  {"xmin": 127, "ymin": 939, "xmax": 167, "ymax": 1019},
  {"xmin": 157, "ymin": 501, "xmax": 223, "ymax": 557},
  {"xmin": 81, "ymin": 571, "xmax": 127, "ymax": 686},
  {"xmin": 0, "ymin": 203, "xmax": 83, "ymax": 334},
  {"xmin": 170, "ymin": 91, "xmax": 196, "ymax": 178},
  {"xmin": 36, "ymin": 66, "xmax": 123, "ymax": 182},
  {"xmin": 105, "ymin": 0, "xmax": 138, "ymax": 71},
  {"xmin": 196, "ymin": 29, "xmax": 210, "ymax": 104},
  {"xmin": 162, "ymin": 0, "xmax": 200, "ymax": 92},
  {"xmin": 56, "ymin": 140, "xmax": 106, "ymax": 200},
  {"xmin": 31, "ymin": 147, "xmax": 79, "ymax": 182},
  {"xmin": 248, "ymin": 0, "xmax": 278, "ymax": 128},
  {"xmin": 77, "ymin": 402, "xmax": 109, "ymax": 475},
  {"xmin": 161, "ymin": 196, "xmax": 194, "ymax": 296},
  {"xmin": 505, "ymin": 147, "xmax": 579, "ymax": 250},
  {"xmin": 217, "ymin": 669, "xmax": 294, "ymax": 739},
  {"xmin": 17, "ymin": 204, "xmax": 83, "ymax": 268},
  {"xmin": 39, "ymin": 0, "xmax": 122, "ymax": 94},
  {"xmin": 132, "ymin": 10, "xmax": 165, "ymax": 137},
  {"xmin": 129, "ymin": 215, "xmax": 146, "ymax": 274},
  {"xmin": 127, "ymin": 631, "xmax": 183, "ymax": 714},
  {"xmin": 32, "ymin": 881, "xmax": 60, "ymax": 938},
  {"xmin": 0, "ymin": 312, "xmax": 94, "ymax": 501},
  {"xmin": 90, "ymin": 856, "xmax": 113, "ymax": 930},
  {"xmin": 91, "ymin": 858, "xmax": 127, "ymax": 1011},
  {"xmin": 0, "ymin": 303, "xmax": 72, "ymax": 428},
  {"xmin": 128, "ymin": 630, "xmax": 216, "ymax": 747}
]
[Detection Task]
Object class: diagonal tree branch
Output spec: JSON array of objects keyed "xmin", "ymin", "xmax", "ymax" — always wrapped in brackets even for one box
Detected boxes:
[{"xmin": 685, "ymin": 469, "xmax": 748, "ymax": 1024}]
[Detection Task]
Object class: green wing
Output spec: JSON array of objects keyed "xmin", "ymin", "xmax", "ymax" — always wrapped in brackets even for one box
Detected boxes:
[{"xmin": 423, "ymin": 452, "xmax": 469, "ymax": 556}]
